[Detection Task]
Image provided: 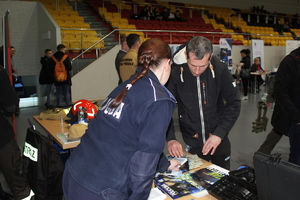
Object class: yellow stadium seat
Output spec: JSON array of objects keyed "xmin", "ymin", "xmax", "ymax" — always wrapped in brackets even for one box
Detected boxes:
[
  {"xmin": 59, "ymin": 22, "xmax": 70, "ymax": 29},
  {"xmin": 74, "ymin": 16, "xmax": 85, "ymax": 23},
  {"xmin": 69, "ymin": 22, "xmax": 80, "ymax": 29},
  {"xmin": 111, "ymin": 21, "xmax": 121, "ymax": 29},
  {"xmin": 127, "ymin": 24, "xmax": 136, "ymax": 30},
  {"xmin": 79, "ymin": 23, "xmax": 90, "ymax": 29},
  {"xmin": 82, "ymin": 39, "xmax": 94, "ymax": 50},
  {"xmin": 63, "ymin": 34, "xmax": 77, "ymax": 40},
  {"xmin": 61, "ymin": 39, "xmax": 69, "ymax": 48},
  {"xmin": 85, "ymin": 30, "xmax": 97, "ymax": 38},
  {"xmin": 69, "ymin": 40, "xmax": 82, "ymax": 50},
  {"xmin": 74, "ymin": 31, "xmax": 85, "ymax": 39},
  {"xmin": 119, "ymin": 18, "xmax": 128, "ymax": 24},
  {"xmin": 68, "ymin": 10, "xmax": 79, "ymax": 16},
  {"xmin": 64, "ymin": 19, "xmax": 74, "ymax": 24},
  {"xmin": 112, "ymin": 12, "xmax": 121, "ymax": 18}
]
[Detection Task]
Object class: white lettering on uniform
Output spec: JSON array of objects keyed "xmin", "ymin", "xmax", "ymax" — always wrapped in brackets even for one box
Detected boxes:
[{"xmin": 100, "ymin": 97, "xmax": 125, "ymax": 119}]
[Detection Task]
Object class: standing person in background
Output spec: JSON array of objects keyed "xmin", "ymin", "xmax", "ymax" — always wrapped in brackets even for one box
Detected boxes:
[
  {"xmin": 271, "ymin": 47, "xmax": 300, "ymax": 166},
  {"xmin": 39, "ymin": 49, "xmax": 54, "ymax": 109},
  {"xmin": 239, "ymin": 49, "xmax": 251, "ymax": 100},
  {"xmin": 0, "ymin": 65, "xmax": 31, "ymax": 200},
  {"xmin": 115, "ymin": 36, "xmax": 129, "ymax": 85},
  {"xmin": 166, "ymin": 36, "xmax": 241, "ymax": 170},
  {"xmin": 52, "ymin": 44, "xmax": 72, "ymax": 107},
  {"xmin": 257, "ymin": 72, "xmax": 284, "ymax": 154},
  {"xmin": 63, "ymin": 38, "xmax": 180, "ymax": 200},
  {"xmin": 119, "ymin": 34, "xmax": 142, "ymax": 82}
]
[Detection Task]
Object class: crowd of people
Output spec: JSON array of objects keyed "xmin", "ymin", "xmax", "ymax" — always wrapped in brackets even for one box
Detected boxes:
[
  {"xmin": 1, "ymin": 30, "xmax": 300, "ymax": 199},
  {"xmin": 138, "ymin": 5, "xmax": 187, "ymax": 21}
]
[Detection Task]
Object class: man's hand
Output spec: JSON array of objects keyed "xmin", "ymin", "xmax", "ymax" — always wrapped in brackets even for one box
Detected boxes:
[
  {"xmin": 168, "ymin": 140, "xmax": 183, "ymax": 157},
  {"xmin": 202, "ymin": 134, "xmax": 222, "ymax": 155}
]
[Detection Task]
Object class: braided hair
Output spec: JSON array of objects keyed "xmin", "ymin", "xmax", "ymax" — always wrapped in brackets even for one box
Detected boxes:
[{"xmin": 111, "ymin": 38, "xmax": 171, "ymax": 108}]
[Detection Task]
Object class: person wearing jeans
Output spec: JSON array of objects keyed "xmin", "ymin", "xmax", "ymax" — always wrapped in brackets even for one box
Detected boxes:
[
  {"xmin": 51, "ymin": 44, "xmax": 72, "ymax": 107},
  {"xmin": 56, "ymin": 84, "xmax": 71, "ymax": 107}
]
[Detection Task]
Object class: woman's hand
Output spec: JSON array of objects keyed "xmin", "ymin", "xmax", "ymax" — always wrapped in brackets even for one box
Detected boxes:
[{"xmin": 168, "ymin": 159, "xmax": 181, "ymax": 171}]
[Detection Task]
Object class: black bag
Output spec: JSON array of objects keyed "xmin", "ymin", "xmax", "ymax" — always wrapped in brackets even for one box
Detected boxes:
[
  {"xmin": 240, "ymin": 68, "xmax": 250, "ymax": 79},
  {"xmin": 253, "ymin": 152, "xmax": 300, "ymax": 200}
]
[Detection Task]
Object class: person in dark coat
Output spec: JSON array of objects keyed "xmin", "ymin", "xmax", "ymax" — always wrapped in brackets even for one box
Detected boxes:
[
  {"xmin": 166, "ymin": 37, "xmax": 241, "ymax": 170},
  {"xmin": 271, "ymin": 47, "xmax": 300, "ymax": 165},
  {"xmin": 239, "ymin": 49, "xmax": 251, "ymax": 100},
  {"xmin": 51, "ymin": 44, "xmax": 72, "ymax": 107},
  {"xmin": 0, "ymin": 65, "xmax": 31, "ymax": 200},
  {"xmin": 39, "ymin": 49, "xmax": 54, "ymax": 108}
]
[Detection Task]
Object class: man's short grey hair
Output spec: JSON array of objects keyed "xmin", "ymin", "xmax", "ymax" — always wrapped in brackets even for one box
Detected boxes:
[{"xmin": 186, "ymin": 36, "xmax": 213, "ymax": 60}]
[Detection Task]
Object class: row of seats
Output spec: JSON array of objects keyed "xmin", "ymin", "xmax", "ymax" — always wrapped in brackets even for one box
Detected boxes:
[
  {"xmin": 61, "ymin": 30, "xmax": 99, "ymax": 40},
  {"xmin": 61, "ymin": 39, "xmax": 105, "ymax": 51},
  {"xmin": 41, "ymin": 2, "xmax": 105, "ymax": 51},
  {"xmin": 57, "ymin": 21, "xmax": 91, "ymax": 29}
]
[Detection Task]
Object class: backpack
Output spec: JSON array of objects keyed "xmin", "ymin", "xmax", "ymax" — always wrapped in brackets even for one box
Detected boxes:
[{"xmin": 52, "ymin": 55, "xmax": 68, "ymax": 82}]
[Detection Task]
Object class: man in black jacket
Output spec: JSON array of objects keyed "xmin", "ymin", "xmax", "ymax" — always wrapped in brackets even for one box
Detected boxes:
[
  {"xmin": 271, "ymin": 47, "xmax": 300, "ymax": 165},
  {"xmin": 39, "ymin": 49, "xmax": 54, "ymax": 108},
  {"xmin": 166, "ymin": 37, "xmax": 241, "ymax": 169},
  {"xmin": 0, "ymin": 66, "xmax": 30, "ymax": 200},
  {"xmin": 52, "ymin": 44, "xmax": 72, "ymax": 107}
]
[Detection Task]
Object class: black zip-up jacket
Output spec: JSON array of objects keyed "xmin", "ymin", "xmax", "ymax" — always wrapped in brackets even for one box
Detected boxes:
[
  {"xmin": 271, "ymin": 47, "xmax": 300, "ymax": 135},
  {"xmin": 166, "ymin": 44, "xmax": 241, "ymax": 148},
  {"xmin": 39, "ymin": 56, "xmax": 54, "ymax": 84}
]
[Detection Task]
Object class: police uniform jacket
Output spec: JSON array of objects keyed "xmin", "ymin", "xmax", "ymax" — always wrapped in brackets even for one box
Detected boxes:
[{"xmin": 65, "ymin": 69, "xmax": 176, "ymax": 200}]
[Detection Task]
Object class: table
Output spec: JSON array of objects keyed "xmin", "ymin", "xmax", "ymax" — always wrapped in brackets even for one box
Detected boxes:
[
  {"xmin": 33, "ymin": 116, "xmax": 218, "ymax": 199},
  {"xmin": 250, "ymin": 71, "xmax": 271, "ymax": 94},
  {"xmin": 33, "ymin": 115, "xmax": 80, "ymax": 149}
]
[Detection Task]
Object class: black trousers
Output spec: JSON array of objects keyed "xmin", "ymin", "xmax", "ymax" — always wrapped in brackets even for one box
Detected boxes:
[
  {"xmin": 258, "ymin": 128, "xmax": 283, "ymax": 155},
  {"xmin": 242, "ymin": 78, "xmax": 249, "ymax": 96},
  {"xmin": 0, "ymin": 139, "xmax": 30, "ymax": 200}
]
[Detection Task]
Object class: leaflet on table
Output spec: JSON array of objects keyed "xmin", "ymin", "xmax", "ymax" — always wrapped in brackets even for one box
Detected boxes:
[
  {"xmin": 164, "ymin": 156, "xmax": 189, "ymax": 177},
  {"xmin": 147, "ymin": 188, "xmax": 166, "ymax": 200},
  {"xmin": 154, "ymin": 164, "xmax": 229, "ymax": 199},
  {"xmin": 56, "ymin": 132, "xmax": 81, "ymax": 144}
]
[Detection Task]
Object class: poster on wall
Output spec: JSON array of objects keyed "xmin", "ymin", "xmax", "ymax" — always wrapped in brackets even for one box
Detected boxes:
[
  {"xmin": 219, "ymin": 38, "xmax": 232, "ymax": 68},
  {"xmin": 251, "ymin": 39, "xmax": 264, "ymax": 69},
  {"xmin": 286, "ymin": 40, "xmax": 300, "ymax": 55}
]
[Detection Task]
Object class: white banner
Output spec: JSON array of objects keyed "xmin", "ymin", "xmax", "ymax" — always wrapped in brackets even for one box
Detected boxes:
[{"xmin": 251, "ymin": 40, "xmax": 264, "ymax": 69}]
